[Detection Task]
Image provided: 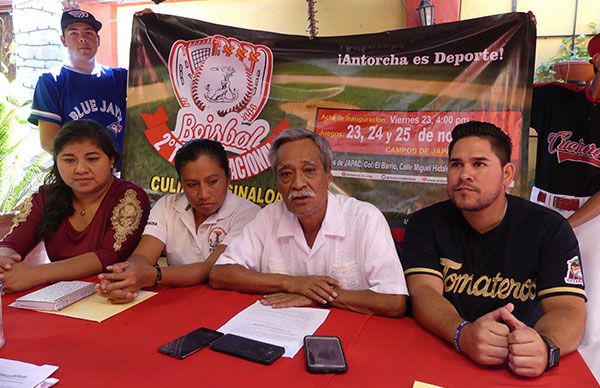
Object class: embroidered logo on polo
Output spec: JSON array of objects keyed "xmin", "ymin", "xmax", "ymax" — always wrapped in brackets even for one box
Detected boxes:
[
  {"xmin": 564, "ymin": 256, "xmax": 584, "ymax": 285},
  {"xmin": 439, "ymin": 258, "xmax": 537, "ymax": 302},
  {"xmin": 547, "ymin": 131, "xmax": 600, "ymax": 168},
  {"xmin": 208, "ymin": 226, "xmax": 226, "ymax": 252}
]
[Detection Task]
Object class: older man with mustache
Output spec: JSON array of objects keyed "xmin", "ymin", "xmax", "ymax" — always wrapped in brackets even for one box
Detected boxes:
[
  {"xmin": 401, "ymin": 121, "xmax": 586, "ymax": 377},
  {"xmin": 209, "ymin": 128, "xmax": 408, "ymax": 317}
]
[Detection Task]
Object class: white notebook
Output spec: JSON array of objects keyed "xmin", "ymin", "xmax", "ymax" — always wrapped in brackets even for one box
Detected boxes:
[{"xmin": 15, "ymin": 281, "xmax": 96, "ymax": 311}]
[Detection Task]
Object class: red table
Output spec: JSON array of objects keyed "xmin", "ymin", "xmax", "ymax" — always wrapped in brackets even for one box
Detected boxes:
[{"xmin": 1, "ymin": 285, "xmax": 597, "ymax": 388}]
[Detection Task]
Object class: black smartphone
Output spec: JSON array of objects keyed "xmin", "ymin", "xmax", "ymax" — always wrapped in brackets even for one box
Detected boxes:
[
  {"xmin": 210, "ymin": 334, "xmax": 285, "ymax": 365},
  {"xmin": 304, "ymin": 335, "xmax": 348, "ymax": 373},
  {"xmin": 158, "ymin": 327, "xmax": 224, "ymax": 359}
]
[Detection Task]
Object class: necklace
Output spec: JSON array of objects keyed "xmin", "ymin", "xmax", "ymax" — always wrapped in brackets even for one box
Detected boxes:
[
  {"xmin": 74, "ymin": 177, "xmax": 114, "ymax": 217},
  {"xmin": 75, "ymin": 193, "xmax": 105, "ymax": 217}
]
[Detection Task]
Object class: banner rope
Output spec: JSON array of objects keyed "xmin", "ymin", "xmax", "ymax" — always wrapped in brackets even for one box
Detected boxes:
[{"xmin": 306, "ymin": 0, "xmax": 319, "ymax": 39}]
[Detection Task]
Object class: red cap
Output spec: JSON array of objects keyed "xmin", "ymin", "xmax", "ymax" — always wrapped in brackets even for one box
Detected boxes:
[{"xmin": 589, "ymin": 33, "xmax": 600, "ymax": 57}]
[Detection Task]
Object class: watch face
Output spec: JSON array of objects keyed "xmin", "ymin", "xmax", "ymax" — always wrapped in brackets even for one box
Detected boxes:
[{"xmin": 542, "ymin": 335, "xmax": 560, "ymax": 370}]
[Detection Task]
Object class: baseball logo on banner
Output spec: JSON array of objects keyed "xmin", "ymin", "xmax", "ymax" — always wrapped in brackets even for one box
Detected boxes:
[{"xmin": 143, "ymin": 34, "xmax": 274, "ymax": 177}]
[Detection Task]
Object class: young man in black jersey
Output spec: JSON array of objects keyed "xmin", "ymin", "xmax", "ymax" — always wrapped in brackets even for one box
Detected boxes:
[{"xmin": 402, "ymin": 121, "xmax": 586, "ymax": 377}]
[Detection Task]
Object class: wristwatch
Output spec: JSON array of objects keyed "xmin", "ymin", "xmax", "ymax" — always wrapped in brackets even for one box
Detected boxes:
[
  {"xmin": 153, "ymin": 264, "xmax": 163, "ymax": 286},
  {"xmin": 540, "ymin": 335, "xmax": 560, "ymax": 370}
]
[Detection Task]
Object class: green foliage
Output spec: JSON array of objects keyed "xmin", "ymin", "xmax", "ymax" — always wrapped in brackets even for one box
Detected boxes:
[
  {"xmin": 0, "ymin": 153, "xmax": 46, "ymax": 212},
  {"xmin": 0, "ymin": 73, "xmax": 49, "ymax": 214},
  {"xmin": 535, "ymin": 23, "xmax": 599, "ymax": 83},
  {"xmin": 0, "ymin": 74, "xmax": 28, "ymax": 168}
]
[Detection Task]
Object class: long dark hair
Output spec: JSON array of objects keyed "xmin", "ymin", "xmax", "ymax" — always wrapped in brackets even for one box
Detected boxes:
[
  {"xmin": 36, "ymin": 120, "xmax": 119, "ymax": 239},
  {"xmin": 174, "ymin": 138, "xmax": 230, "ymax": 179}
]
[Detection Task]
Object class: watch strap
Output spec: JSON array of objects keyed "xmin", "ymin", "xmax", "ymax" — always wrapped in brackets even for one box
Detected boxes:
[
  {"xmin": 540, "ymin": 334, "xmax": 560, "ymax": 370},
  {"xmin": 153, "ymin": 263, "xmax": 163, "ymax": 286}
]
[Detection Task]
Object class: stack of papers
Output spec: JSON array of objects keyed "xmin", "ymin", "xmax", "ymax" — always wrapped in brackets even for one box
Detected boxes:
[{"xmin": 0, "ymin": 359, "xmax": 58, "ymax": 388}]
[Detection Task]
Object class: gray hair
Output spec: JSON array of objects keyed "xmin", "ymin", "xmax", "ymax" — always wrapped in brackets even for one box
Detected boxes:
[{"xmin": 268, "ymin": 128, "xmax": 333, "ymax": 172}]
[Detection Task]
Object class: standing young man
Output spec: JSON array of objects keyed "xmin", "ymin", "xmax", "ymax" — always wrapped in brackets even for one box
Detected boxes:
[
  {"xmin": 28, "ymin": 9, "xmax": 127, "ymax": 171},
  {"xmin": 402, "ymin": 121, "xmax": 586, "ymax": 377}
]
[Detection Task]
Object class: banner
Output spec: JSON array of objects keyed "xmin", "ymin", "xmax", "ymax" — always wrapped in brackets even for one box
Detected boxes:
[{"xmin": 123, "ymin": 12, "xmax": 536, "ymax": 236}]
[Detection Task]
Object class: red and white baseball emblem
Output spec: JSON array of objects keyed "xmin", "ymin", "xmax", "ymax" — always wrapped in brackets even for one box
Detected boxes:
[
  {"xmin": 166, "ymin": 35, "xmax": 273, "ymax": 156},
  {"xmin": 564, "ymin": 256, "xmax": 584, "ymax": 285},
  {"xmin": 170, "ymin": 35, "xmax": 271, "ymax": 121}
]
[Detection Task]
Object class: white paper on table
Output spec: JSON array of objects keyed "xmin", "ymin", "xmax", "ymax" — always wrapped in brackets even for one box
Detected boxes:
[
  {"xmin": 34, "ymin": 378, "xmax": 59, "ymax": 388},
  {"xmin": 218, "ymin": 301, "xmax": 330, "ymax": 358},
  {"xmin": 413, "ymin": 381, "xmax": 445, "ymax": 388},
  {"xmin": 0, "ymin": 358, "xmax": 58, "ymax": 388}
]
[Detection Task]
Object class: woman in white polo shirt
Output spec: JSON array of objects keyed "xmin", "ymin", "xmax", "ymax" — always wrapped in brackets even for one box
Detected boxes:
[{"xmin": 96, "ymin": 139, "xmax": 260, "ymax": 303}]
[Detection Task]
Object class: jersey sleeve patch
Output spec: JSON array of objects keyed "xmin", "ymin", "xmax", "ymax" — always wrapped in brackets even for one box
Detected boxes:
[{"xmin": 564, "ymin": 256, "xmax": 584, "ymax": 285}]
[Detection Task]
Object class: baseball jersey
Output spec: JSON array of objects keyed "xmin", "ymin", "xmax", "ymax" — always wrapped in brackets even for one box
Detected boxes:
[
  {"xmin": 401, "ymin": 195, "xmax": 586, "ymax": 327},
  {"xmin": 28, "ymin": 65, "xmax": 128, "ymax": 169},
  {"xmin": 531, "ymin": 82, "xmax": 600, "ymax": 197}
]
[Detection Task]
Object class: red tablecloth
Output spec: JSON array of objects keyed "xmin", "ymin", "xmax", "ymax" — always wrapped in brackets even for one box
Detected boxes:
[{"xmin": 1, "ymin": 285, "xmax": 597, "ymax": 388}]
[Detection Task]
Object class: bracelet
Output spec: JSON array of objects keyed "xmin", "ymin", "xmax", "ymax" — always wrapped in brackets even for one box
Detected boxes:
[
  {"xmin": 453, "ymin": 320, "xmax": 470, "ymax": 353},
  {"xmin": 153, "ymin": 264, "xmax": 162, "ymax": 286}
]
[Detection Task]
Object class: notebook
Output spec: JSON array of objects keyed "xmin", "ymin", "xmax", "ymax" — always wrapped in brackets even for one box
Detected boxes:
[{"xmin": 14, "ymin": 281, "xmax": 96, "ymax": 311}]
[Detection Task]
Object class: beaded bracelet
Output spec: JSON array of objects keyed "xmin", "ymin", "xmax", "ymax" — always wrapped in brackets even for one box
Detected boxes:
[{"xmin": 453, "ymin": 320, "xmax": 470, "ymax": 353}]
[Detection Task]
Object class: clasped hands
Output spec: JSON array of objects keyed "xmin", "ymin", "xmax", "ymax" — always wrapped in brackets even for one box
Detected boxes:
[
  {"xmin": 260, "ymin": 275, "xmax": 340, "ymax": 308},
  {"xmin": 459, "ymin": 303, "xmax": 548, "ymax": 377},
  {"xmin": 96, "ymin": 262, "xmax": 156, "ymax": 304},
  {"xmin": 0, "ymin": 253, "xmax": 37, "ymax": 294}
]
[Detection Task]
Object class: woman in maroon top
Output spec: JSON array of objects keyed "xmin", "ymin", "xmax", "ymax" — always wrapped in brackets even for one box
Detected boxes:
[{"xmin": 0, "ymin": 120, "xmax": 150, "ymax": 293}]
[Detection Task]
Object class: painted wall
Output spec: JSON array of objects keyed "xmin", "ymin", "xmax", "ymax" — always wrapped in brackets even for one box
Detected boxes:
[
  {"xmin": 405, "ymin": 0, "xmax": 460, "ymax": 27},
  {"xmin": 462, "ymin": 0, "xmax": 600, "ymax": 69},
  {"xmin": 101, "ymin": 0, "xmax": 600, "ymax": 70},
  {"xmin": 114, "ymin": 0, "xmax": 408, "ymax": 69}
]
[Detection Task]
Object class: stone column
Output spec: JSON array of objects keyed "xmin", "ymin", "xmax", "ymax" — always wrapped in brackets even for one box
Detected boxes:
[{"xmin": 12, "ymin": 0, "xmax": 64, "ymax": 100}]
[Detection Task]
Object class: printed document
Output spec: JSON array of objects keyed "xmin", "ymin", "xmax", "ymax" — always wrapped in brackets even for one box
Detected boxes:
[
  {"xmin": 218, "ymin": 301, "xmax": 329, "ymax": 357},
  {"xmin": 0, "ymin": 358, "xmax": 58, "ymax": 388}
]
